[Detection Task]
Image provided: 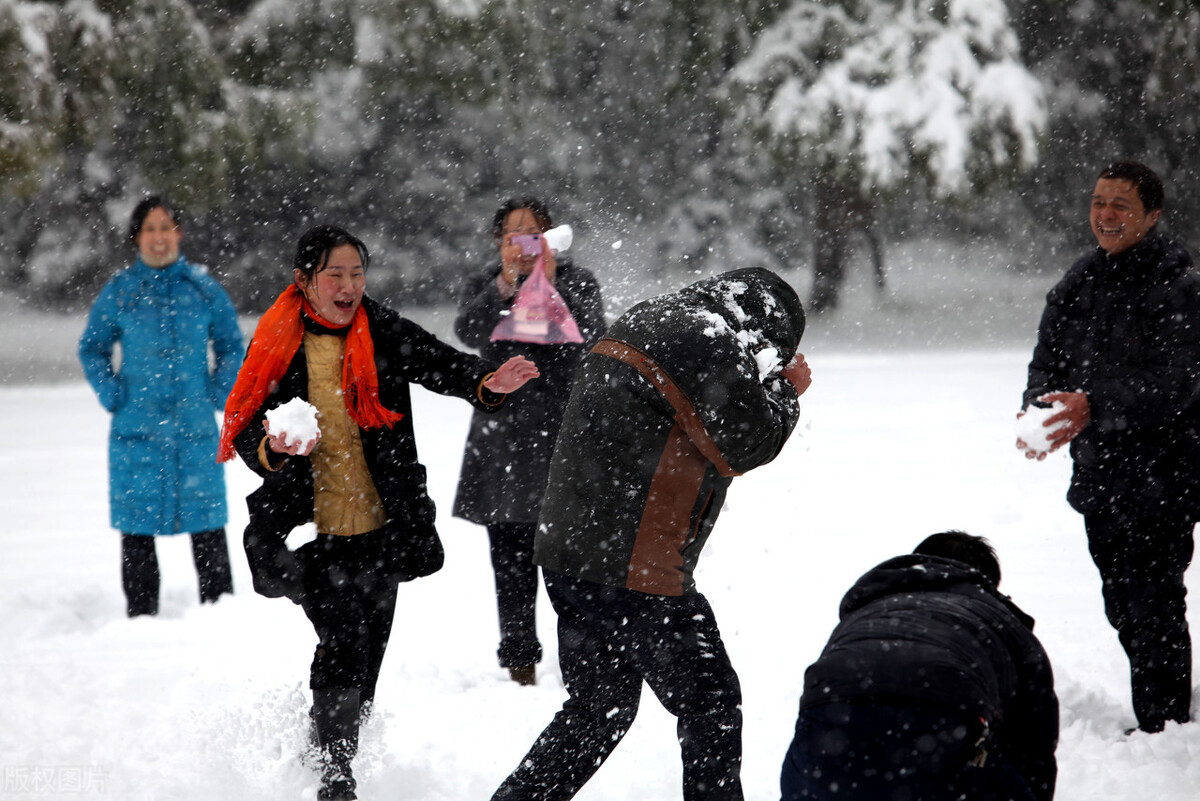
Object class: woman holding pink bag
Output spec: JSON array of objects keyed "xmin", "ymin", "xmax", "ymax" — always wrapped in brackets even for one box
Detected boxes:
[{"xmin": 453, "ymin": 196, "xmax": 607, "ymax": 685}]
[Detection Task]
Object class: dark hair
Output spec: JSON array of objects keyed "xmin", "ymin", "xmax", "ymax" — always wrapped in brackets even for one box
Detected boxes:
[
  {"xmin": 293, "ymin": 224, "xmax": 369, "ymax": 281},
  {"xmin": 491, "ymin": 196, "xmax": 553, "ymax": 239},
  {"xmin": 1099, "ymin": 161, "xmax": 1164, "ymax": 212},
  {"xmin": 912, "ymin": 531, "xmax": 1001, "ymax": 587},
  {"xmin": 128, "ymin": 195, "xmax": 180, "ymax": 244}
]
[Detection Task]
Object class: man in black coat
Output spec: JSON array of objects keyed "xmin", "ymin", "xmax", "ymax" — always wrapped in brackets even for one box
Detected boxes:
[
  {"xmin": 491, "ymin": 268, "xmax": 812, "ymax": 801},
  {"xmin": 1018, "ymin": 161, "xmax": 1200, "ymax": 733},
  {"xmin": 781, "ymin": 532, "xmax": 1058, "ymax": 801}
]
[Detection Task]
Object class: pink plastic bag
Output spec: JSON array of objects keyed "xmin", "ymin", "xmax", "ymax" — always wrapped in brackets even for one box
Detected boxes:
[{"xmin": 491, "ymin": 257, "xmax": 584, "ymax": 344}]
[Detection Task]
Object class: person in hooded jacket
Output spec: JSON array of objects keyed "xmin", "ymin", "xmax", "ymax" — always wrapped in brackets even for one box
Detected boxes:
[
  {"xmin": 452, "ymin": 196, "xmax": 606, "ymax": 686},
  {"xmin": 491, "ymin": 267, "xmax": 812, "ymax": 801},
  {"xmin": 218, "ymin": 224, "xmax": 539, "ymax": 801},
  {"xmin": 1018, "ymin": 161, "xmax": 1200, "ymax": 734},
  {"xmin": 781, "ymin": 532, "xmax": 1058, "ymax": 801},
  {"xmin": 79, "ymin": 195, "xmax": 243, "ymax": 618}
]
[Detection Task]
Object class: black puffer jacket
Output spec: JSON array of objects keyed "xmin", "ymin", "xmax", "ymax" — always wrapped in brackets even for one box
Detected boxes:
[
  {"xmin": 1024, "ymin": 231, "xmax": 1200, "ymax": 516},
  {"xmin": 534, "ymin": 268, "xmax": 805, "ymax": 596},
  {"xmin": 234, "ymin": 296, "xmax": 505, "ymax": 599},
  {"xmin": 452, "ymin": 258, "xmax": 606, "ymax": 524},
  {"xmin": 801, "ymin": 554, "xmax": 1058, "ymax": 801}
]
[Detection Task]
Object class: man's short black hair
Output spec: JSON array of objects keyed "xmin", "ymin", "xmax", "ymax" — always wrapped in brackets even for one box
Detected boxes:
[
  {"xmin": 128, "ymin": 195, "xmax": 180, "ymax": 244},
  {"xmin": 913, "ymin": 530, "xmax": 1001, "ymax": 587},
  {"xmin": 491, "ymin": 196, "xmax": 553, "ymax": 239},
  {"xmin": 1099, "ymin": 161, "xmax": 1164, "ymax": 212},
  {"xmin": 293, "ymin": 224, "xmax": 369, "ymax": 279}
]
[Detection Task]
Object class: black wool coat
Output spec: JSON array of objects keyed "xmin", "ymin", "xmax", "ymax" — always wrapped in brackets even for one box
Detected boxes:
[
  {"xmin": 533, "ymin": 267, "xmax": 805, "ymax": 596},
  {"xmin": 452, "ymin": 257, "xmax": 606, "ymax": 525},
  {"xmin": 1024, "ymin": 231, "xmax": 1200, "ymax": 516},
  {"xmin": 800, "ymin": 555, "xmax": 1059, "ymax": 801},
  {"xmin": 233, "ymin": 296, "xmax": 505, "ymax": 599}
]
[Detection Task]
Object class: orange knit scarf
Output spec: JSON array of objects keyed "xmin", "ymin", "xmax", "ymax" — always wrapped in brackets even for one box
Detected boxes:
[{"xmin": 217, "ymin": 284, "xmax": 403, "ymax": 462}]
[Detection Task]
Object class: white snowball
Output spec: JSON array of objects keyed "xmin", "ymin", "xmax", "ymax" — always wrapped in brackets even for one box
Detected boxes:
[
  {"xmin": 544, "ymin": 224, "xmax": 573, "ymax": 253},
  {"xmin": 285, "ymin": 522, "xmax": 318, "ymax": 550},
  {"xmin": 1015, "ymin": 400, "xmax": 1066, "ymax": 455},
  {"xmin": 754, "ymin": 346, "xmax": 782, "ymax": 380},
  {"xmin": 264, "ymin": 398, "xmax": 320, "ymax": 447}
]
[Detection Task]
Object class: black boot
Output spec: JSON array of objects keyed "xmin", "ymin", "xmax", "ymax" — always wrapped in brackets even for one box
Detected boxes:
[
  {"xmin": 121, "ymin": 534, "xmax": 160, "ymax": 617},
  {"xmin": 312, "ymin": 688, "xmax": 360, "ymax": 801},
  {"xmin": 191, "ymin": 528, "xmax": 234, "ymax": 603}
]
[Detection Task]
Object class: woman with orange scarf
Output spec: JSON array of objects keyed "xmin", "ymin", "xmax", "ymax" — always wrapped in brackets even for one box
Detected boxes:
[{"xmin": 219, "ymin": 224, "xmax": 537, "ymax": 801}]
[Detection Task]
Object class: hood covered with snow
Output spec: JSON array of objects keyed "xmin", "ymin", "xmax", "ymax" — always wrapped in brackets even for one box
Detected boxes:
[{"xmin": 610, "ymin": 266, "xmax": 805, "ymax": 382}]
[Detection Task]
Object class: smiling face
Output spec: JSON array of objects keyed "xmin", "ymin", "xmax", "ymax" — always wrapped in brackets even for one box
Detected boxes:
[
  {"xmin": 136, "ymin": 207, "xmax": 183, "ymax": 268},
  {"xmin": 1091, "ymin": 177, "xmax": 1161, "ymax": 255},
  {"xmin": 295, "ymin": 243, "xmax": 365, "ymax": 327}
]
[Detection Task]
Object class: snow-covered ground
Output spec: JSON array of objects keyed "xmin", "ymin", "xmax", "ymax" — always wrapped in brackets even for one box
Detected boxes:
[{"xmin": 4, "ymin": 251, "xmax": 1200, "ymax": 799}]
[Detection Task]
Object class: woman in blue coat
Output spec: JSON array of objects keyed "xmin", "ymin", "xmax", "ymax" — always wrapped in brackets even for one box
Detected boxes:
[{"xmin": 79, "ymin": 196, "xmax": 244, "ymax": 617}]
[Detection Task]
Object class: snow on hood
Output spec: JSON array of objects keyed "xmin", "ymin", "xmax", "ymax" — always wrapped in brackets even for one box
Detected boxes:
[{"xmin": 684, "ymin": 267, "xmax": 805, "ymax": 380}]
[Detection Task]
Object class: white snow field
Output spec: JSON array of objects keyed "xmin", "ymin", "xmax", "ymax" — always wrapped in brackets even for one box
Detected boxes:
[
  {"xmin": 4, "ymin": 241, "xmax": 1200, "ymax": 800},
  {"xmin": 5, "ymin": 347, "xmax": 1200, "ymax": 800}
]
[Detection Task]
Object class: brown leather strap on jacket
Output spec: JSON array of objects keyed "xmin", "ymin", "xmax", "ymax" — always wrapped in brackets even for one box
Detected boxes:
[{"xmin": 591, "ymin": 337, "xmax": 741, "ymax": 478}]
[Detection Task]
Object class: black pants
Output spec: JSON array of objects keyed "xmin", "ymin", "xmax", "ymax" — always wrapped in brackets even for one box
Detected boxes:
[
  {"xmin": 492, "ymin": 570, "xmax": 743, "ymax": 801},
  {"xmin": 298, "ymin": 531, "xmax": 399, "ymax": 708},
  {"xmin": 487, "ymin": 523, "xmax": 543, "ymax": 668},
  {"xmin": 1085, "ymin": 508, "xmax": 1194, "ymax": 731},
  {"xmin": 781, "ymin": 703, "xmax": 1038, "ymax": 801},
  {"xmin": 121, "ymin": 529, "xmax": 233, "ymax": 617}
]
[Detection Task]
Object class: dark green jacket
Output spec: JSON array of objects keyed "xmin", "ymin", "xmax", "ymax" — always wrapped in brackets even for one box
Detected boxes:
[{"xmin": 534, "ymin": 268, "xmax": 805, "ymax": 595}]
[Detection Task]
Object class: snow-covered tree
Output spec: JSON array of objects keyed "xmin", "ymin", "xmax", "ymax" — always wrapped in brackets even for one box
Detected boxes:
[
  {"xmin": 0, "ymin": 0, "xmax": 119, "ymax": 291},
  {"xmin": 728, "ymin": 0, "xmax": 1047, "ymax": 309},
  {"xmin": 0, "ymin": 1, "xmax": 59, "ymax": 199}
]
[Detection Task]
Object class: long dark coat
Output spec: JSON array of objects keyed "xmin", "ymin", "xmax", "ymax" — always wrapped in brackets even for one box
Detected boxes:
[
  {"xmin": 1024, "ymin": 231, "xmax": 1200, "ymax": 516},
  {"xmin": 233, "ymin": 296, "xmax": 505, "ymax": 599},
  {"xmin": 799, "ymin": 554, "xmax": 1059, "ymax": 801},
  {"xmin": 452, "ymin": 257, "xmax": 606, "ymax": 524},
  {"xmin": 533, "ymin": 268, "xmax": 805, "ymax": 595}
]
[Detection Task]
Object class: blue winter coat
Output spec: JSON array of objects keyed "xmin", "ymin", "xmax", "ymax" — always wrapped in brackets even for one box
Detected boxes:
[{"xmin": 79, "ymin": 256, "xmax": 244, "ymax": 535}]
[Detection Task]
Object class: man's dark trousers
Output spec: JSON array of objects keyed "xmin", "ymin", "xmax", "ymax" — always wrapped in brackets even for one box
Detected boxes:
[
  {"xmin": 1085, "ymin": 507, "xmax": 1194, "ymax": 731},
  {"xmin": 492, "ymin": 569, "xmax": 743, "ymax": 801}
]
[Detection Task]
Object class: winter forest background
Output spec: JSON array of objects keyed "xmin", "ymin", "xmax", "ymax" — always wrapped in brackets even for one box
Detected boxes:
[{"xmin": 2, "ymin": 0, "xmax": 1199, "ymax": 319}]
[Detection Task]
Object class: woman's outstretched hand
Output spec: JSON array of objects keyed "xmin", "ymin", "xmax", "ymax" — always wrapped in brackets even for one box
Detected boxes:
[{"xmin": 484, "ymin": 356, "xmax": 540, "ymax": 393}]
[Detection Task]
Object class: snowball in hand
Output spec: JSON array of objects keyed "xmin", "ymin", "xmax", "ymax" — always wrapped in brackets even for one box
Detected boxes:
[
  {"xmin": 1016, "ymin": 400, "xmax": 1067, "ymax": 455},
  {"xmin": 265, "ymin": 398, "xmax": 320, "ymax": 448}
]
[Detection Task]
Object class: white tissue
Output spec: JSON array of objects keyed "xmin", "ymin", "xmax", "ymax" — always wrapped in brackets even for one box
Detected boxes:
[{"xmin": 544, "ymin": 225, "xmax": 572, "ymax": 253}]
